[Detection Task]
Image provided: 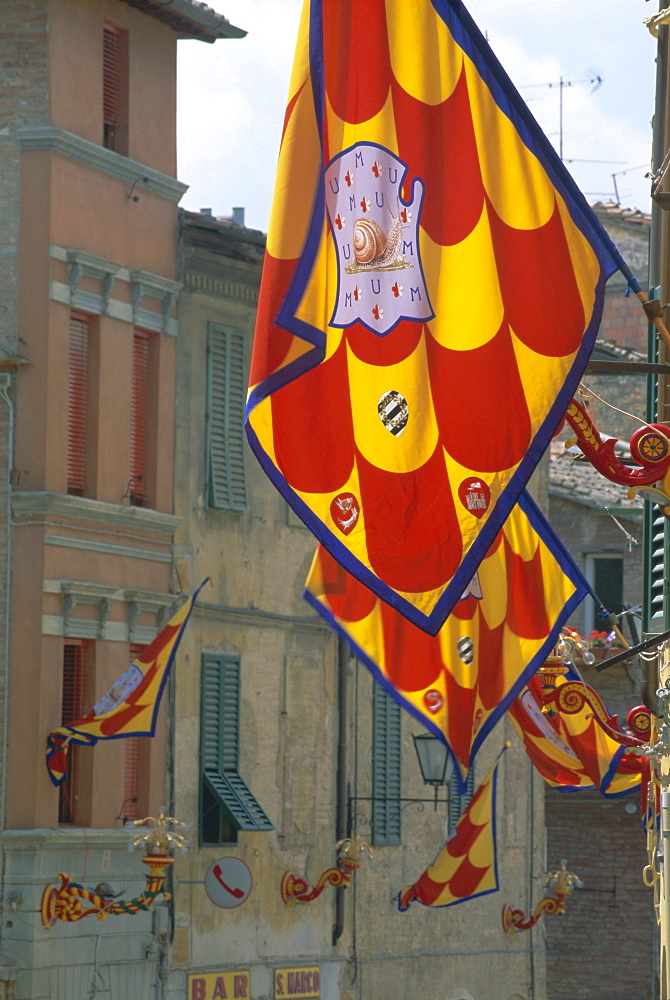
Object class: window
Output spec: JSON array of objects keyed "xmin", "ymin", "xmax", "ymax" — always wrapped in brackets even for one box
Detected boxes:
[
  {"xmin": 103, "ymin": 22, "xmax": 128, "ymax": 154},
  {"xmin": 129, "ymin": 330, "xmax": 149, "ymax": 506},
  {"xmin": 645, "ymin": 505, "xmax": 669, "ymax": 631},
  {"xmin": 584, "ymin": 554, "xmax": 624, "ymax": 635},
  {"xmin": 206, "ymin": 325, "xmax": 247, "ymax": 511},
  {"xmin": 122, "ymin": 644, "xmax": 150, "ymax": 821},
  {"xmin": 644, "ymin": 286, "xmax": 670, "ymax": 631},
  {"xmin": 371, "ymin": 685, "xmax": 401, "ymax": 845},
  {"xmin": 200, "ymin": 654, "xmax": 273, "ymax": 845},
  {"xmin": 448, "ymin": 769, "xmax": 474, "ymax": 837},
  {"xmin": 67, "ymin": 313, "xmax": 89, "ymax": 496},
  {"xmin": 123, "ymin": 738, "xmax": 140, "ymax": 822},
  {"xmin": 59, "ymin": 642, "xmax": 85, "ymax": 825}
]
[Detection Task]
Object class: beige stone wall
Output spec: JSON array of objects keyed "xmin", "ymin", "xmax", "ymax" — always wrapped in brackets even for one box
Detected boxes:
[{"xmin": 171, "ymin": 214, "xmax": 547, "ymax": 1000}]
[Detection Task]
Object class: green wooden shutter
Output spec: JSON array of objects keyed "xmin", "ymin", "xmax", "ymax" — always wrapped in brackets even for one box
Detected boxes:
[
  {"xmin": 220, "ymin": 656, "xmax": 240, "ymax": 772},
  {"xmin": 206, "ymin": 326, "xmax": 247, "ymax": 511},
  {"xmin": 371, "ymin": 686, "xmax": 401, "ymax": 845},
  {"xmin": 200, "ymin": 655, "xmax": 273, "ymax": 837},
  {"xmin": 201, "ymin": 655, "xmax": 225, "ymax": 771},
  {"xmin": 644, "ymin": 286, "xmax": 669, "ymax": 632},
  {"xmin": 448, "ymin": 769, "xmax": 475, "ymax": 836}
]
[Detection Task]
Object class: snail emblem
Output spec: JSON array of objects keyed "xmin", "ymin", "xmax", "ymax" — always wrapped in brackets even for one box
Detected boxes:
[
  {"xmin": 354, "ymin": 219, "xmax": 387, "ymax": 264},
  {"xmin": 325, "ymin": 141, "xmax": 433, "ymax": 335},
  {"xmin": 349, "ymin": 205, "xmax": 407, "ymax": 272}
]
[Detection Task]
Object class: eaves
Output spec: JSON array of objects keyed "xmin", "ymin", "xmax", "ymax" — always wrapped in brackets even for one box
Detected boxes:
[{"xmin": 116, "ymin": 0, "xmax": 246, "ymax": 43}]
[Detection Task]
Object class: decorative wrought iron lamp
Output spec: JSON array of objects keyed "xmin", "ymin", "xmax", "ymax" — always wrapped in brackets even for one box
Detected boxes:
[
  {"xmin": 413, "ymin": 732, "xmax": 454, "ymax": 808},
  {"xmin": 502, "ymin": 860, "xmax": 583, "ymax": 934},
  {"xmin": 280, "ymin": 834, "xmax": 373, "ymax": 906},
  {"xmin": 41, "ymin": 807, "xmax": 189, "ymax": 928}
]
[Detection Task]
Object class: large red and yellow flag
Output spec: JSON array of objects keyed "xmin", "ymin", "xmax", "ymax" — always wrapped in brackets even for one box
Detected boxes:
[
  {"xmin": 304, "ymin": 491, "xmax": 587, "ymax": 791},
  {"xmin": 246, "ymin": 0, "xmax": 636, "ymax": 635},
  {"xmin": 398, "ymin": 748, "xmax": 506, "ymax": 910},
  {"xmin": 46, "ymin": 581, "xmax": 208, "ymax": 787},
  {"xmin": 509, "ymin": 671, "xmax": 644, "ymax": 797}
]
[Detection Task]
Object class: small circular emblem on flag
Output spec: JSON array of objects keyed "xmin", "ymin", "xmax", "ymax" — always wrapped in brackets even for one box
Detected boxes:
[
  {"xmin": 378, "ymin": 390, "xmax": 409, "ymax": 436},
  {"xmin": 423, "ymin": 689, "xmax": 444, "ymax": 714},
  {"xmin": 457, "ymin": 636, "xmax": 474, "ymax": 664},
  {"xmin": 458, "ymin": 477, "xmax": 491, "ymax": 518},
  {"xmin": 330, "ymin": 492, "xmax": 361, "ymax": 535}
]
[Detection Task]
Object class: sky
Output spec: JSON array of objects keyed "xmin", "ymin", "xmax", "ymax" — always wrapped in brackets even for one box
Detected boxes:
[{"xmin": 177, "ymin": 0, "xmax": 660, "ymax": 234}]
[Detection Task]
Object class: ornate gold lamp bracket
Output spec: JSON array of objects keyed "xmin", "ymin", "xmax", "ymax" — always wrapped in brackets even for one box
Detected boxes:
[
  {"xmin": 502, "ymin": 861, "xmax": 583, "ymax": 934},
  {"xmin": 41, "ymin": 807, "xmax": 189, "ymax": 928},
  {"xmin": 281, "ymin": 835, "xmax": 373, "ymax": 906}
]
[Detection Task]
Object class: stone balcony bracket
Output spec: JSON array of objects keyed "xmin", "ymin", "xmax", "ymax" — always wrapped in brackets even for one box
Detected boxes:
[
  {"xmin": 129, "ymin": 271, "xmax": 182, "ymax": 334},
  {"xmin": 60, "ymin": 582, "xmax": 120, "ymax": 638},
  {"xmin": 66, "ymin": 250, "xmax": 122, "ymax": 315}
]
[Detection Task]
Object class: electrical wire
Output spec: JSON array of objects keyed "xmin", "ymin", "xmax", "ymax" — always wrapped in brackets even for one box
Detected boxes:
[{"xmin": 578, "ymin": 381, "xmax": 650, "ymax": 429}]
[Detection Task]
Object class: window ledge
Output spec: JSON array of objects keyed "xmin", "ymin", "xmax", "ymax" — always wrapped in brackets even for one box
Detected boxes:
[{"xmin": 12, "ymin": 491, "xmax": 181, "ymax": 536}]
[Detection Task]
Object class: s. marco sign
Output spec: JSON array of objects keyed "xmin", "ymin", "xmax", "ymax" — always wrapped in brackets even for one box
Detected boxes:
[{"xmin": 274, "ymin": 967, "xmax": 320, "ymax": 999}]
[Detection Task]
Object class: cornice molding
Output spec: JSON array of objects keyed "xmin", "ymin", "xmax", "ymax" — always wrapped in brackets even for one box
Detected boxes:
[
  {"xmin": 12, "ymin": 491, "xmax": 181, "ymax": 535},
  {"xmin": 16, "ymin": 126, "xmax": 188, "ymax": 203}
]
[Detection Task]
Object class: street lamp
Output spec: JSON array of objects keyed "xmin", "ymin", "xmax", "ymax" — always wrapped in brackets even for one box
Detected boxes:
[{"xmin": 413, "ymin": 732, "xmax": 454, "ymax": 808}]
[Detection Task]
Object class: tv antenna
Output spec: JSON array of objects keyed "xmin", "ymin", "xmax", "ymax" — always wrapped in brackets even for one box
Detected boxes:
[
  {"xmin": 612, "ymin": 164, "xmax": 651, "ymax": 206},
  {"xmin": 521, "ymin": 73, "xmax": 603, "ymax": 160}
]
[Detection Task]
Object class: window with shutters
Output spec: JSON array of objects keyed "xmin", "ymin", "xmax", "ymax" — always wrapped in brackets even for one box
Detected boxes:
[
  {"xmin": 645, "ymin": 287, "xmax": 670, "ymax": 632},
  {"xmin": 59, "ymin": 642, "xmax": 86, "ymax": 825},
  {"xmin": 67, "ymin": 313, "xmax": 89, "ymax": 497},
  {"xmin": 583, "ymin": 555, "xmax": 624, "ymax": 635},
  {"xmin": 206, "ymin": 325, "xmax": 247, "ymax": 511},
  {"xmin": 122, "ymin": 645, "xmax": 150, "ymax": 821},
  {"xmin": 200, "ymin": 654, "xmax": 273, "ymax": 845},
  {"xmin": 130, "ymin": 330, "xmax": 149, "ymax": 507},
  {"xmin": 371, "ymin": 685, "xmax": 401, "ymax": 845},
  {"xmin": 123, "ymin": 738, "xmax": 140, "ymax": 822},
  {"xmin": 448, "ymin": 768, "xmax": 475, "ymax": 837},
  {"xmin": 103, "ymin": 22, "xmax": 128, "ymax": 154}
]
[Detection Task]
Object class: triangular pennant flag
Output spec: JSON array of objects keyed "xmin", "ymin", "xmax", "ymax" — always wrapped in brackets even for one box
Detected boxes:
[
  {"xmin": 46, "ymin": 580, "xmax": 208, "ymax": 787},
  {"xmin": 398, "ymin": 747, "xmax": 507, "ymax": 910}
]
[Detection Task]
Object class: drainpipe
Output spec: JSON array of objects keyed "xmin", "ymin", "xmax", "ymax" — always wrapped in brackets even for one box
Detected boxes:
[
  {"xmin": 0, "ymin": 374, "xmax": 13, "ymax": 833},
  {"xmin": 332, "ymin": 638, "xmax": 349, "ymax": 946},
  {"xmin": 0, "ymin": 376, "xmax": 14, "ymax": 998},
  {"xmin": 650, "ymin": 11, "xmax": 668, "ymax": 290}
]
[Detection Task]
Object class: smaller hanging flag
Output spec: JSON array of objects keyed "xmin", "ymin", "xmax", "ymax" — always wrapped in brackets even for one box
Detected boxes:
[
  {"xmin": 46, "ymin": 580, "xmax": 208, "ymax": 787},
  {"xmin": 509, "ymin": 670, "xmax": 644, "ymax": 797},
  {"xmin": 398, "ymin": 747, "xmax": 507, "ymax": 911},
  {"xmin": 304, "ymin": 491, "xmax": 587, "ymax": 791}
]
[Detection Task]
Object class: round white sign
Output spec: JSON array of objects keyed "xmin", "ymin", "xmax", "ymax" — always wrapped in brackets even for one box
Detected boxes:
[{"xmin": 204, "ymin": 857, "xmax": 253, "ymax": 909}]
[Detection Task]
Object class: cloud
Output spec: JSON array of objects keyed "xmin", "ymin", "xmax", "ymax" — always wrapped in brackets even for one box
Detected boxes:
[{"xmin": 176, "ymin": 0, "xmax": 655, "ymax": 230}]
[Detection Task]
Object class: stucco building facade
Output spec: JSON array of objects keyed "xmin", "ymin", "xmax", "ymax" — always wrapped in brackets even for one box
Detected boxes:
[
  {"xmin": 0, "ymin": 4, "xmax": 653, "ymax": 1000},
  {"xmin": 172, "ymin": 208, "xmax": 548, "ymax": 1000},
  {"xmin": 0, "ymin": 2, "xmax": 243, "ymax": 998}
]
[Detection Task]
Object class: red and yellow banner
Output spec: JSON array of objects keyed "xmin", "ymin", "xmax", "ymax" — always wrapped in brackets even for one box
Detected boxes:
[
  {"xmin": 305, "ymin": 492, "xmax": 587, "ymax": 790},
  {"xmin": 509, "ymin": 670, "xmax": 644, "ymax": 797},
  {"xmin": 46, "ymin": 581, "xmax": 208, "ymax": 786},
  {"xmin": 246, "ymin": 0, "xmax": 633, "ymax": 634},
  {"xmin": 398, "ymin": 748, "xmax": 506, "ymax": 910}
]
